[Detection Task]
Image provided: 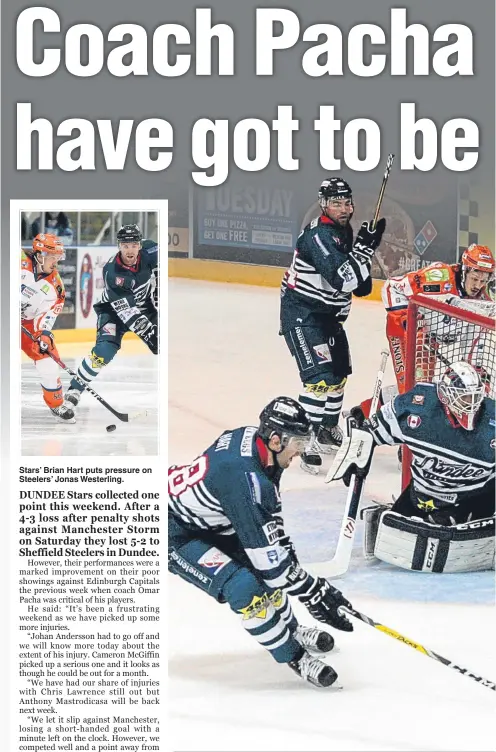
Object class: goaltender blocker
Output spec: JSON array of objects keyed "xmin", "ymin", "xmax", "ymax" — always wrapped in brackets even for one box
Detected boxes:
[{"xmin": 327, "ymin": 361, "xmax": 495, "ymax": 573}]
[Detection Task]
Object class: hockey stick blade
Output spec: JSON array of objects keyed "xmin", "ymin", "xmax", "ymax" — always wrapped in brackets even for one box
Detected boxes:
[
  {"xmin": 341, "ymin": 605, "xmax": 496, "ymax": 692},
  {"xmin": 21, "ymin": 325, "xmax": 140, "ymax": 423},
  {"xmin": 308, "ymin": 474, "xmax": 364, "ymax": 579}
]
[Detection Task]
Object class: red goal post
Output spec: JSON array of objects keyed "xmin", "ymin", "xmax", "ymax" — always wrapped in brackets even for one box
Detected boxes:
[{"xmin": 401, "ymin": 294, "xmax": 496, "ymax": 489}]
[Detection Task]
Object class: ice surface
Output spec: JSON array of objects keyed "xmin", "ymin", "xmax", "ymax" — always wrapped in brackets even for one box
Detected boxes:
[
  {"xmin": 21, "ymin": 340, "xmax": 158, "ymax": 456},
  {"xmin": 169, "ymin": 279, "xmax": 495, "ymax": 751}
]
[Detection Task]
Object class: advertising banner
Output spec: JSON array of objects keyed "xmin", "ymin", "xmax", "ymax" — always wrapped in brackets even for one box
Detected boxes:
[
  {"xmin": 197, "ymin": 185, "xmax": 299, "ymax": 252},
  {"xmin": 169, "ymin": 226, "xmax": 189, "ymax": 255},
  {"xmin": 75, "ymin": 246, "xmax": 116, "ymax": 329}
]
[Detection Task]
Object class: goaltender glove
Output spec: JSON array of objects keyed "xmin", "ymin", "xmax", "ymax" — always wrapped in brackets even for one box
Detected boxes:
[
  {"xmin": 299, "ymin": 578, "xmax": 353, "ymax": 632},
  {"xmin": 326, "ymin": 427, "xmax": 375, "ymax": 486}
]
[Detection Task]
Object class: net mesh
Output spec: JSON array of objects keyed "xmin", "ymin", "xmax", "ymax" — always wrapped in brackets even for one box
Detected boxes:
[{"xmin": 413, "ymin": 298, "xmax": 496, "ymax": 398}]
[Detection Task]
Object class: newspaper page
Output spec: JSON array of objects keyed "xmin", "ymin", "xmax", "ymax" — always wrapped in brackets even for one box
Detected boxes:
[{"xmin": 3, "ymin": 1, "xmax": 495, "ymax": 751}]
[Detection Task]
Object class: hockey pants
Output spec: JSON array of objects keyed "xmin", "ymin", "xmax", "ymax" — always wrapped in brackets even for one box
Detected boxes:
[
  {"xmin": 282, "ymin": 317, "xmax": 351, "ymax": 429},
  {"xmin": 168, "ymin": 514, "xmax": 301, "ymax": 663},
  {"xmin": 21, "ymin": 322, "xmax": 63, "ymax": 409},
  {"xmin": 393, "ymin": 479, "xmax": 496, "ymax": 523}
]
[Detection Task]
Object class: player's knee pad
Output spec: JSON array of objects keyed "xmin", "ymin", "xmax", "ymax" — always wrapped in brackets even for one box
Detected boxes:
[
  {"xmin": 303, "ymin": 375, "xmax": 347, "ymax": 398},
  {"xmin": 221, "ymin": 568, "xmax": 267, "ymax": 615},
  {"xmin": 88, "ymin": 342, "xmax": 119, "ymax": 370},
  {"xmin": 223, "ymin": 571, "xmax": 300, "ymax": 664},
  {"xmin": 35, "ymin": 356, "xmax": 59, "ymax": 387}
]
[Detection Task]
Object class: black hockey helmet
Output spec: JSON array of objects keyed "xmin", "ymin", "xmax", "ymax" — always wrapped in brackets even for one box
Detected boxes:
[
  {"xmin": 318, "ymin": 177, "xmax": 353, "ymax": 209},
  {"xmin": 258, "ymin": 397, "xmax": 313, "ymax": 450},
  {"xmin": 117, "ymin": 224, "xmax": 143, "ymax": 244}
]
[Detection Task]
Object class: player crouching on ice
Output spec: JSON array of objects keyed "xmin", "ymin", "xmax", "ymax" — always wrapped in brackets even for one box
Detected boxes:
[
  {"xmin": 327, "ymin": 362, "xmax": 495, "ymax": 573},
  {"xmin": 65, "ymin": 224, "xmax": 158, "ymax": 413},
  {"xmin": 20, "ymin": 234, "xmax": 75, "ymax": 423},
  {"xmin": 168, "ymin": 397, "xmax": 355, "ymax": 688}
]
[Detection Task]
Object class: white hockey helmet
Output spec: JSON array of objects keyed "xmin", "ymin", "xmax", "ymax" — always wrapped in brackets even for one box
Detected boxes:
[{"xmin": 437, "ymin": 361, "xmax": 485, "ymax": 431}]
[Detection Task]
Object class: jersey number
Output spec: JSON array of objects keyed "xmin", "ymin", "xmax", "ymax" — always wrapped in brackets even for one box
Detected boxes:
[{"xmin": 168, "ymin": 456, "xmax": 208, "ymax": 496}]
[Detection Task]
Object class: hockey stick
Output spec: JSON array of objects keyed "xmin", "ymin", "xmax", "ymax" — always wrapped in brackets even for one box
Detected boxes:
[
  {"xmin": 21, "ymin": 326, "xmax": 148, "ymax": 423},
  {"xmin": 309, "ymin": 350, "xmax": 389, "ymax": 579},
  {"xmin": 341, "ymin": 605, "xmax": 496, "ymax": 692},
  {"xmin": 371, "ymin": 153, "xmax": 395, "ymax": 230}
]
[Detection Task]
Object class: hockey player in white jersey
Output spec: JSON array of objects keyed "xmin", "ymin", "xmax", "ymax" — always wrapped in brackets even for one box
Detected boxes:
[
  {"xmin": 280, "ymin": 177, "xmax": 386, "ymax": 474},
  {"xmin": 20, "ymin": 234, "xmax": 75, "ymax": 423},
  {"xmin": 328, "ymin": 361, "xmax": 495, "ymax": 573}
]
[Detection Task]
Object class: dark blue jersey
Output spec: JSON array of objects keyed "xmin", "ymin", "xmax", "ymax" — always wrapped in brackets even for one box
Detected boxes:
[
  {"xmin": 368, "ymin": 383, "xmax": 495, "ymax": 504},
  {"xmin": 168, "ymin": 427, "xmax": 312, "ymax": 596},
  {"xmin": 280, "ymin": 215, "xmax": 372, "ymax": 330},
  {"xmin": 95, "ymin": 241, "xmax": 158, "ymax": 325}
]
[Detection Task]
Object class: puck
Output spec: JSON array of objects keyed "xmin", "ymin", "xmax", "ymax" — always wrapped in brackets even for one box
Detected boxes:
[{"xmin": 106, "ymin": 424, "xmax": 117, "ymax": 433}]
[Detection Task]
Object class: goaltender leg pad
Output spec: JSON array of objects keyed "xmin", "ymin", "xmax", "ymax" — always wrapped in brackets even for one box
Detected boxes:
[
  {"xmin": 361, "ymin": 503, "xmax": 389, "ymax": 560},
  {"xmin": 373, "ymin": 510, "xmax": 495, "ymax": 573}
]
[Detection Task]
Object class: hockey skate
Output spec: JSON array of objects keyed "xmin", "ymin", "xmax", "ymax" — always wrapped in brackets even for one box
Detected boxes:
[
  {"xmin": 295, "ymin": 625, "xmax": 334, "ymax": 654},
  {"xmin": 64, "ymin": 388, "xmax": 83, "ymax": 409},
  {"xmin": 288, "ymin": 648, "xmax": 338, "ymax": 688},
  {"xmin": 50, "ymin": 404, "xmax": 76, "ymax": 424},
  {"xmin": 315, "ymin": 424, "xmax": 343, "ymax": 454}
]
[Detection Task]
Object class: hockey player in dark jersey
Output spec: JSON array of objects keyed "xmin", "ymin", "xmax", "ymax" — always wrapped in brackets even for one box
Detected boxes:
[
  {"xmin": 280, "ymin": 177, "xmax": 386, "ymax": 474},
  {"xmin": 327, "ymin": 362, "xmax": 495, "ymax": 573},
  {"xmin": 168, "ymin": 397, "xmax": 355, "ymax": 688},
  {"xmin": 65, "ymin": 224, "xmax": 158, "ymax": 411}
]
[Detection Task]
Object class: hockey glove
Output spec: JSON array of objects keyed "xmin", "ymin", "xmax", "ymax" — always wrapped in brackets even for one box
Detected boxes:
[
  {"xmin": 130, "ymin": 315, "xmax": 158, "ymax": 354},
  {"xmin": 326, "ymin": 427, "xmax": 375, "ymax": 485},
  {"xmin": 352, "ymin": 218, "xmax": 386, "ymax": 264},
  {"xmin": 299, "ymin": 578, "xmax": 353, "ymax": 632},
  {"xmin": 33, "ymin": 330, "xmax": 55, "ymax": 355}
]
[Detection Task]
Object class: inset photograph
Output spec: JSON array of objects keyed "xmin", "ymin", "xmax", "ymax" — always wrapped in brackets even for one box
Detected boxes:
[{"xmin": 17, "ymin": 203, "xmax": 165, "ymax": 456}]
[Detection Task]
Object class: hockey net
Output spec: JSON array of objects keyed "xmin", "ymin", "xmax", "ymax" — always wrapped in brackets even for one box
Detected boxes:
[{"xmin": 402, "ymin": 294, "xmax": 496, "ymax": 487}]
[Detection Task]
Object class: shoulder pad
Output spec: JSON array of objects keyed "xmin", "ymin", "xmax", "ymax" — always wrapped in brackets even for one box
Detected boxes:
[{"xmin": 142, "ymin": 239, "xmax": 158, "ymax": 253}]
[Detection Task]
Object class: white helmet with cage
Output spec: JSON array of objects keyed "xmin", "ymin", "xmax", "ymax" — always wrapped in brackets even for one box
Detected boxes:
[{"xmin": 436, "ymin": 361, "xmax": 485, "ymax": 431}]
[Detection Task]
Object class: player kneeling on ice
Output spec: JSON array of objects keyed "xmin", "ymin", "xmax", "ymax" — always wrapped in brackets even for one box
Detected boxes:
[
  {"xmin": 65, "ymin": 224, "xmax": 158, "ymax": 412},
  {"xmin": 20, "ymin": 234, "xmax": 75, "ymax": 423},
  {"xmin": 327, "ymin": 362, "xmax": 495, "ymax": 573},
  {"xmin": 168, "ymin": 397, "xmax": 354, "ymax": 688}
]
